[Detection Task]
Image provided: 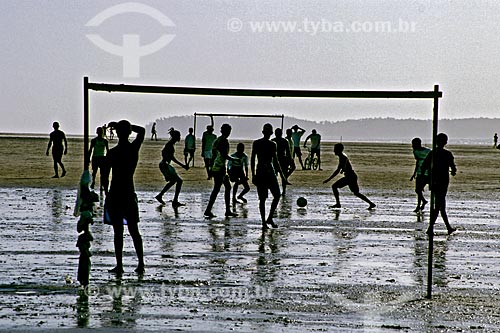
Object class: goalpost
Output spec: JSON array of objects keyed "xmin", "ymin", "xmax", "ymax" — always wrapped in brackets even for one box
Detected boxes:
[{"xmin": 83, "ymin": 77, "xmax": 442, "ymax": 299}]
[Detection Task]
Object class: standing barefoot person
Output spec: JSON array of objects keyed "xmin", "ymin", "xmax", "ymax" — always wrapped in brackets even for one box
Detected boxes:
[
  {"xmin": 102, "ymin": 120, "xmax": 145, "ymax": 275},
  {"xmin": 46, "ymin": 121, "xmax": 67, "ymax": 178},
  {"xmin": 204, "ymin": 124, "xmax": 238, "ymax": 218},
  {"xmin": 252, "ymin": 124, "xmax": 289, "ymax": 229},
  {"xmin": 228, "ymin": 143, "xmax": 250, "ymax": 203},
  {"xmin": 272, "ymin": 128, "xmax": 292, "ymax": 195},
  {"xmin": 155, "ymin": 129, "xmax": 189, "ymax": 207},
  {"xmin": 201, "ymin": 120, "xmax": 217, "ymax": 180},
  {"xmin": 422, "ymin": 133, "xmax": 457, "ymax": 235},
  {"xmin": 410, "ymin": 137, "xmax": 430, "ymax": 212},
  {"xmin": 89, "ymin": 126, "xmax": 109, "ymax": 192},
  {"xmin": 323, "ymin": 143, "xmax": 376, "ymax": 210}
]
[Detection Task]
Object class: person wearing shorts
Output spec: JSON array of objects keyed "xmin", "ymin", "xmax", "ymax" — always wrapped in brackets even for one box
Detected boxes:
[
  {"xmin": 46, "ymin": 121, "xmax": 67, "ymax": 178},
  {"xmin": 422, "ymin": 133, "xmax": 457, "ymax": 235},
  {"xmin": 228, "ymin": 143, "xmax": 250, "ymax": 203},
  {"xmin": 291, "ymin": 125, "xmax": 306, "ymax": 169},
  {"xmin": 323, "ymin": 143, "xmax": 375, "ymax": 210},
  {"xmin": 252, "ymin": 123, "xmax": 289, "ymax": 229},
  {"xmin": 102, "ymin": 120, "xmax": 145, "ymax": 275},
  {"xmin": 184, "ymin": 127, "xmax": 196, "ymax": 167},
  {"xmin": 155, "ymin": 129, "xmax": 189, "ymax": 207},
  {"xmin": 410, "ymin": 137, "xmax": 431, "ymax": 212},
  {"xmin": 303, "ymin": 129, "xmax": 322, "ymax": 170},
  {"xmin": 89, "ymin": 126, "xmax": 109, "ymax": 192},
  {"xmin": 272, "ymin": 128, "xmax": 292, "ymax": 195},
  {"xmin": 201, "ymin": 124, "xmax": 217, "ymax": 179},
  {"xmin": 204, "ymin": 124, "xmax": 238, "ymax": 218}
]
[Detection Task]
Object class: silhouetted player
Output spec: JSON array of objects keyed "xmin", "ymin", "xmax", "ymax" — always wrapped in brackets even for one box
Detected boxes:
[
  {"xmin": 410, "ymin": 137, "xmax": 430, "ymax": 212},
  {"xmin": 291, "ymin": 125, "xmax": 306, "ymax": 169},
  {"xmin": 422, "ymin": 133, "xmax": 457, "ymax": 235},
  {"xmin": 272, "ymin": 128, "xmax": 292, "ymax": 195},
  {"xmin": 89, "ymin": 127, "xmax": 109, "ymax": 192},
  {"xmin": 304, "ymin": 129, "xmax": 322, "ymax": 170},
  {"xmin": 46, "ymin": 121, "xmax": 67, "ymax": 178},
  {"xmin": 494, "ymin": 133, "xmax": 498, "ymax": 148},
  {"xmin": 228, "ymin": 143, "xmax": 250, "ymax": 203},
  {"xmin": 184, "ymin": 127, "xmax": 196, "ymax": 167},
  {"xmin": 323, "ymin": 143, "xmax": 376, "ymax": 210},
  {"xmin": 201, "ymin": 120, "xmax": 217, "ymax": 180},
  {"xmin": 204, "ymin": 124, "xmax": 238, "ymax": 218},
  {"xmin": 151, "ymin": 122, "xmax": 157, "ymax": 141},
  {"xmin": 155, "ymin": 129, "xmax": 189, "ymax": 207},
  {"xmin": 285, "ymin": 128, "xmax": 296, "ymax": 177},
  {"xmin": 252, "ymin": 123, "xmax": 289, "ymax": 229},
  {"xmin": 102, "ymin": 120, "xmax": 145, "ymax": 275}
]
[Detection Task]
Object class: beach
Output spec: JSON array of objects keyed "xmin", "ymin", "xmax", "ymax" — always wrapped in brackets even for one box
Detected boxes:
[{"xmin": 1, "ymin": 136, "xmax": 500, "ymax": 332}]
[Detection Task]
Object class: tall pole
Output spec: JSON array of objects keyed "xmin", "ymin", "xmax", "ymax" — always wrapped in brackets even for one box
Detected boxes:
[
  {"xmin": 281, "ymin": 114, "xmax": 284, "ymax": 131},
  {"xmin": 193, "ymin": 113, "xmax": 197, "ymax": 167},
  {"xmin": 84, "ymin": 77, "xmax": 89, "ymax": 171},
  {"xmin": 426, "ymin": 84, "xmax": 439, "ymax": 299}
]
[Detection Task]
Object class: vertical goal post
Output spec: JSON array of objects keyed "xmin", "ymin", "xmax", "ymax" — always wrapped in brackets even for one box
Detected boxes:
[{"xmin": 83, "ymin": 76, "xmax": 442, "ymax": 298}]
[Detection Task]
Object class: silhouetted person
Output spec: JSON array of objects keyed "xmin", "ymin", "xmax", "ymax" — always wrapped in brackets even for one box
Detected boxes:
[
  {"xmin": 228, "ymin": 143, "xmax": 250, "ymax": 203},
  {"xmin": 184, "ymin": 127, "xmax": 196, "ymax": 167},
  {"xmin": 155, "ymin": 129, "xmax": 189, "ymax": 207},
  {"xmin": 252, "ymin": 123, "xmax": 289, "ymax": 229},
  {"xmin": 410, "ymin": 137, "xmax": 430, "ymax": 212},
  {"xmin": 285, "ymin": 128, "xmax": 296, "ymax": 177},
  {"xmin": 323, "ymin": 143, "xmax": 376, "ymax": 210},
  {"xmin": 102, "ymin": 120, "xmax": 145, "ymax": 275},
  {"xmin": 304, "ymin": 129, "xmax": 322, "ymax": 170},
  {"xmin": 108, "ymin": 126, "xmax": 114, "ymax": 140},
  {"xmin": 89, "ymin": 127, "xmax": 109, "ymax": 192},
  {"xmin": 46, "ymin": 121, "xmax": 67, "ymax": 178},
  {"xmin": 272, "ymin": 128, "xmax": 292, "ymax": 195},
  {"xmin": 201, "ymin": 117, "xmax": 217, "ymax": 180},
  {"xmin": 291, "ymin": 125, "xmax": 306, "ymax": 169},
  {"xmin": 494, "ymin": 133, "xmax": 498, "ymax": 148},
  {"xmin": 204, "ymin": 124, "xmax": 238, "ymax": 218},
  {"xmin": 151, "ymin": 122, "xmax": 157, "ymax": 141},
  {"xmin": 422, "ymin": 133, "xmax": 457, "ymax": 235},
  {"xmin": 102, "ymin": 124, "xmax": 108, "ymax": 139}
]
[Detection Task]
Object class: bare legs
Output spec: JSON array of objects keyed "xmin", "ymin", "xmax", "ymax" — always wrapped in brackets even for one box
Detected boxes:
[{"xmin": 111, "ymin": 222, "xmax": 144, "ymax": 274}]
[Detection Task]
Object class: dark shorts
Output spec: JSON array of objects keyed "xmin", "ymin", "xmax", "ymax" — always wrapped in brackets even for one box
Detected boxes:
[
  {"xmin": 228, "ymin": 167, "xmax": 246, "ymax": 183},
  {"xmin": 184, "ymin": 148, "xmax": 195, "ymax": 157},
  {"xmin": 159, "ymin": 161, "xmax": 181, "ymax": 183},
  {"xmin": 311, "ymin": 147, "xmax": 320, "ymax": 156},
  {"xmin": 91, "ymin": 156, "xmax": 106, "ymax": 171},
  {"xmin": 52, "ymin": 148, "xmax": 63, "ymax": 162},
  {"xmin": 333, "ymin": 173, "xmax": 360, "ymax": 193},
  {"xmin": 293, "ymin": 146, "xmax": 302, "ymax": 157},
  {"xmin": 104, "ymin": 192, "xmax": 139, "ymax": 225},
  {"xmin": 415, "ymin": 174, "xmax": 428, "ymax": 192},
  {"xmin": 254, "ymin": 171, "xmax": 280, "ymax": 200}
]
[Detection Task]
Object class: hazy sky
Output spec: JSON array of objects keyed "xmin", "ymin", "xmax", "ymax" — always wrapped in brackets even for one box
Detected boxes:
[{"xmin": 2, "ymin": 1, "xmax": 500, "ymax": 134}]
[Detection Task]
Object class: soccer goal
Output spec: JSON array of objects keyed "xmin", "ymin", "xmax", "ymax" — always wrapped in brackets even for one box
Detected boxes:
[{"xmin": 83, "ymin": 77, "xmax": 442, "ymax": 298}]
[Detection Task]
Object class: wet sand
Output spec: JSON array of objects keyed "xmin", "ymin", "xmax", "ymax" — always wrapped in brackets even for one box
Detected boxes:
[{"xmin": 1, "ymin": 136, "xmax": 500, "ymax": 332}]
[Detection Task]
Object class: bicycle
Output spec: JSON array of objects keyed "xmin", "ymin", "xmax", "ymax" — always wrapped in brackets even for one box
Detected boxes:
[{"xmin": 303, "ymin": 146, "xmax": 319, "ymax": 170}]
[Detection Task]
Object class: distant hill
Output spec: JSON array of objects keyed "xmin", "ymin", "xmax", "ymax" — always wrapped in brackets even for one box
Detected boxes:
[{"xmin": 147, "ymin": 116, "xmax": 500, "ymax": 144}]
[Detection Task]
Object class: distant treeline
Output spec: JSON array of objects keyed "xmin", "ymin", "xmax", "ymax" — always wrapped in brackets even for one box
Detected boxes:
[{"xmin": 147, "ymin": 116, "xmax": 500, "ymax": 144}]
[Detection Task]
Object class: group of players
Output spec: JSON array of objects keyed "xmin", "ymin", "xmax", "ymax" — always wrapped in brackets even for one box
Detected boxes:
[{"xmin": 47, "ymin": 120, "xmax": 457, "ymax": 274}]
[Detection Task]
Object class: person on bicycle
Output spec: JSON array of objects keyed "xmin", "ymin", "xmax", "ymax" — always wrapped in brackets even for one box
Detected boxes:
[{"xmin": 303, "ymin": 129, "xmax": 322, "ymax": 171}]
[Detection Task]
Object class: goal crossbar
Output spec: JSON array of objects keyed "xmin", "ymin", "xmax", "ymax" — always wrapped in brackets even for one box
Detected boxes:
[{"xmin": 83, "ymin": 77, "xmax": 442, "ymax": 299}]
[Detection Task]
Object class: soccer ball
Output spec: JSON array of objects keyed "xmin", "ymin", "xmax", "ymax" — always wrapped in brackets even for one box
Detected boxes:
[{"xmin": 297, "ymin": 197, "xmax": 307, "ymax": 208}]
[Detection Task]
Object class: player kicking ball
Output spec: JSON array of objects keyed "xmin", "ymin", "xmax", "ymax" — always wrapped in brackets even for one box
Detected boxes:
[{"xmin": 323, "ymin": 143, "xmax": 376, "ymax": 210}]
